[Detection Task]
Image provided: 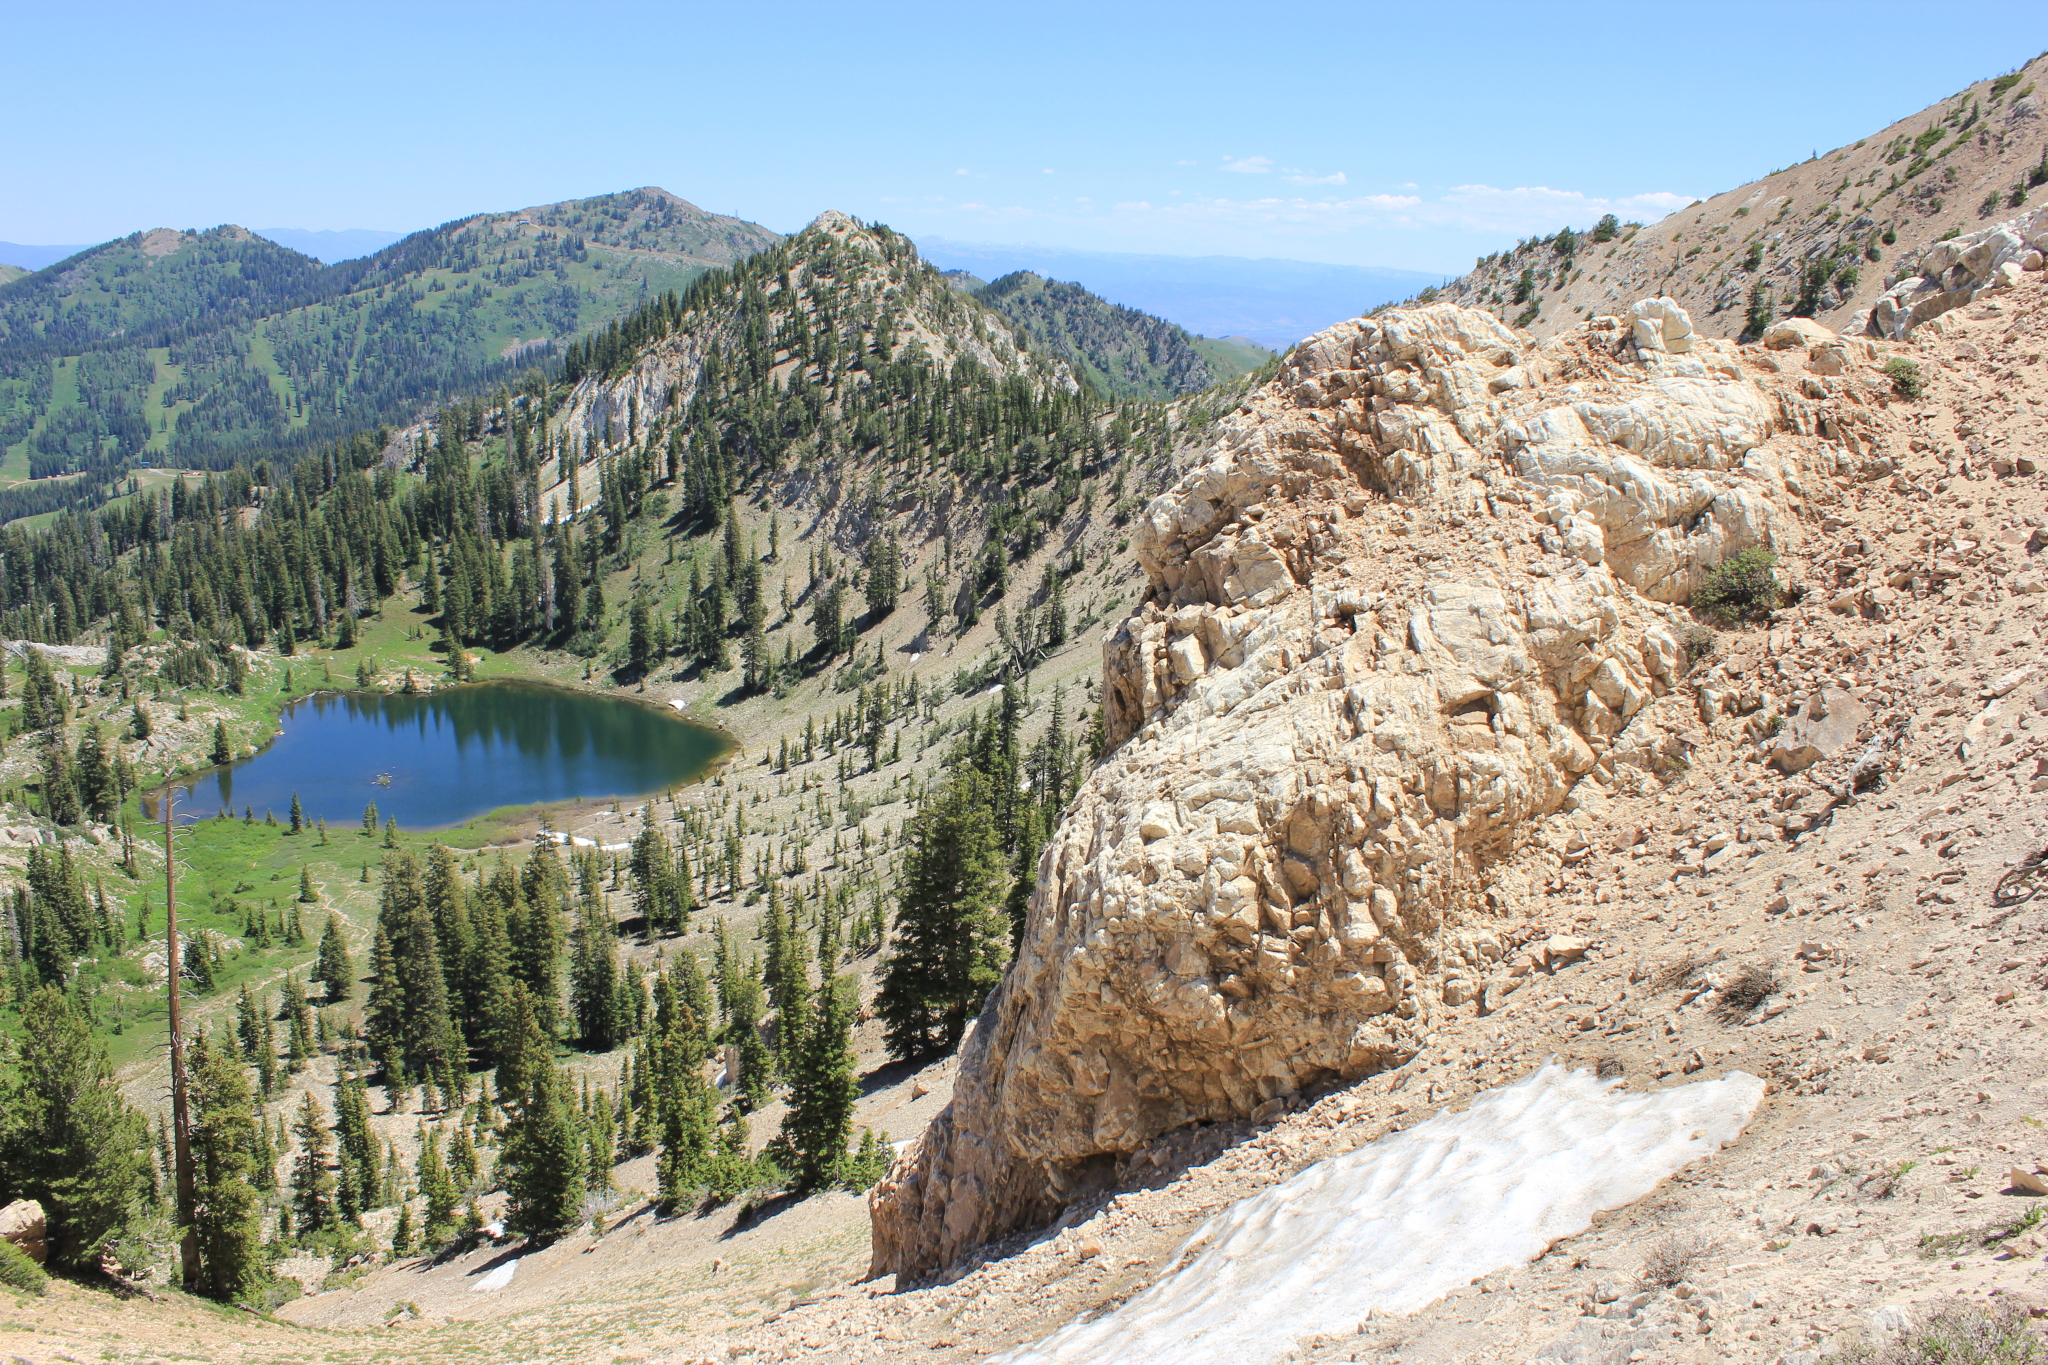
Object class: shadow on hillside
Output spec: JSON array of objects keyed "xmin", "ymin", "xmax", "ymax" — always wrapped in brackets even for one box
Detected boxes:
[
  {"xmin": 858, "ymin": 1055, "xmax": 925, "ymax": 1099},
  {"xmin": 717, "ymin": 1189, "xmax": 809, "ymax": 1238}
]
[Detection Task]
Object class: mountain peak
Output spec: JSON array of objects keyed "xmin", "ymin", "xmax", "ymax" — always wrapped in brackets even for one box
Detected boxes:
[{"xmin": 805, "ymin": 209, "xmax": 864, "ymax": 237}]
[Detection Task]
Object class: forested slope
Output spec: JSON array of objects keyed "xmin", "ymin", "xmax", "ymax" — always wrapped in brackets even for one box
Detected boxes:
[
  {"xmin": 965, "ymin": 270, "xmax": 1266, "ymax": 399},
  {"xmin": 0, "ymin": 189, "xmax": 778, "ymax": 502}
]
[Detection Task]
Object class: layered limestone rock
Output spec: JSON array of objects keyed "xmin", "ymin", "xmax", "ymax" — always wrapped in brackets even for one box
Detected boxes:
[{"xmin": 868, "ymin": 301, "xmax": 1903, "ymax": 1280}]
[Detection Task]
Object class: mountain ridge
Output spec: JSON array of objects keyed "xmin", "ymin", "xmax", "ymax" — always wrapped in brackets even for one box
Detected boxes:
[
  {"xmin": 0, "ymin": 187, "xmax": 781, "ymax": 485},
  {"xmin": 961, "ymin": 269, "xmax": 1271, "ymax": 400},
  {"xmin": 1434, "ymin": 53, "xmax": 2048, "ymax": 341}
]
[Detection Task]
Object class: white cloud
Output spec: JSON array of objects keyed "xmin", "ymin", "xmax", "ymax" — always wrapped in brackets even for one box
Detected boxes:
[
  {"xmin": 1438, "ymin": 183, "xmax": 1689, "ymax": 227},
  {"xmin": 1042, "ymin": 168, "xmax": 1054, "ymax": 175},
  {"xmin": 913, "ymin": 180, "xmax": 1689, "ymax": 267},
  {"xmin": 1088, "ymin": 182, "xmax": 1685, "ymax": 241},
  {"xmin": 954, "ymin": 168, "xmax": 970, "ymax": 176},
  {"xmin": 1221, "ymin": 155, "xmax": 1273, "ymax": 174},
  {"xmin": 1283, "ymin": 170, "xmax": 1347, "ymax": 186}
]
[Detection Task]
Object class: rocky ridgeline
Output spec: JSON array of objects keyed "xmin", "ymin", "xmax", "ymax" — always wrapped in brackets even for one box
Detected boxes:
[
  {"xmin": 545, "ymin": 211, "xmax": 1069, "ymax": 513},
  {"xmin": 869, "ymin": 296, "xmax": 1923, "ymax": 1279}
]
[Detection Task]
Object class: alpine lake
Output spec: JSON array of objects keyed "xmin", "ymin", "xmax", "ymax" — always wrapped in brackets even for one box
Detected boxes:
[{"xmin": 145, "ymin": 681, "xmax": 735, "ymax": 834}]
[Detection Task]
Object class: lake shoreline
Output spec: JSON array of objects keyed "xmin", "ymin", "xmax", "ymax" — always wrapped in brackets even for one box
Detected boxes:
[{"xmin": 142, "ymin": 677, "xmax": 739, "ymax": 838}]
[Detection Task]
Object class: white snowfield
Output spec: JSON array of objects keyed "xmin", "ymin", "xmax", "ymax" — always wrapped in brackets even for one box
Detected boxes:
[
  {"xmin": 471, "ymin": 1257, "xmax": 518, "ymax": 1292},
  {"xmin": 993, "ymin": 1063, "xmax": 1765, "ymax": 1365}
]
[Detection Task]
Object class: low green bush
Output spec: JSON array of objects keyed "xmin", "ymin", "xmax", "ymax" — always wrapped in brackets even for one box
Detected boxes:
[
  {"xmin": 1836, "ymin": 1301, "xmax": 2043, "ymax": 1364},
  {"xmin": 1693, "ymin": 548, "xmax": 1782, "ymax": 624},
  {"xmin": 1884, "ymin": 357, "xmax": 1925, "ymax": 399},
  {"xmin": 0, "ymin": 1241, "xmax": 47, "ymax": 1297}
]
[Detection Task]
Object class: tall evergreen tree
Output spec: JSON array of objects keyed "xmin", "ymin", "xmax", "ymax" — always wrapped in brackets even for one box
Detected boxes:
[
  {"xmin": 774, "ymin": 974, "xmax": 860, "ymax": 1194},
  {"xmin": 875, "ymin": 771, "xmax": 1010, "ymax": 1060},
  {"xmin": 314, "ymin": 914, "xmax": 352, "ymax": 1002},
  {"xmin": 652, "ymin": 986, "xmax": 715, "ymax": 1211},
  {"xmin": 0, "ymin": 986, "xmax": 148, "ymax": 1269},
  {"xmin": 366, "ymin": 851, "xmax": 463, "ymax": 1087},
  {"xmin": 513, "ymin": 840, "xmax": 567, "ymax": 1031},
  {"xmin": 186, "ymin": 1034, "xmax": 264, "ymax": 1302},
  {"xmin": 416, "ymin": 1127, "xmax": 458, "ymax": 1246},
  {"xmin": 568, "ymin": 885, "xmax": 621, "ymax": 1052},
  {"xmin": 289, "ymin": 1089, "xmax": 335, "ymax": 1236},
  {"xmin": 496, "ymin": 989, "xmax": 586, "ymax": 1239},
  {"xmin": 762, "ymin": 889, "xmax": 812, "ymax": 1071}
]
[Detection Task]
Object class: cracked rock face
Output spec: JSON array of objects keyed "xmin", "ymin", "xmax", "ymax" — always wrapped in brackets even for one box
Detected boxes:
[{"xmin": 867, "ymin": 302, "xmax": 1901, "ymax": 1280}]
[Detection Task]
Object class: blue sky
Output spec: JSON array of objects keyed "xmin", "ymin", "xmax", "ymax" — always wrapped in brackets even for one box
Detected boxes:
[{"xmin": 5, "ymin": 1, "xmax": 2042, "ymax": 273}]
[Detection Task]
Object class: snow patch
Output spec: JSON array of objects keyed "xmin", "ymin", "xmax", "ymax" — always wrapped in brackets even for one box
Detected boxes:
[
  {"xmin": 993, "ymin": 1062, "xmax": 1764, "ymax": 1365},
  {"xmin": 471, "ymin": 1257, "xmax": 518, "ymax": 1292}
]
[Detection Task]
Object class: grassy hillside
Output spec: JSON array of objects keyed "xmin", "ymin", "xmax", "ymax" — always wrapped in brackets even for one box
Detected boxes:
[
  {"xmin": 1192, "ymin": 334, "xmax": 1273, "ymax": 382},
  {"xmin": 1436, "ymin": 54, "xmax": 2048, "ymax": 340},
  {"xmin": 0, "ymin": 188, "xmax": 779, "ymax": 494}
]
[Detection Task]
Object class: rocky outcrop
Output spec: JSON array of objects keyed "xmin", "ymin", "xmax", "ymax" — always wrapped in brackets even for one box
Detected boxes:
[
  {"xmin": 868, "ymin": 301, "xmax": 1907, "ymax": 1281},
  {"xmin": 0, "ymin": 1200, "xmax": 47, "ymax": 1264},
  {"xmin": 1864, "ymin": 206, "xmax": 2048, "ymax": 339}
]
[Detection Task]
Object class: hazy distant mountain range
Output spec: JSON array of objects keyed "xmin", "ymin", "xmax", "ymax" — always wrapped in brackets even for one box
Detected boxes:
[
  {"xmin": 0, "ymin": 242, "xmax": 92, "ymax": 272},
  {"xmin": 4, "ymin": 227, "xmax": 1439, "ymax": 351},
  {"xmin": 916, "ymin": 238, "xmax": 1441, "ymax": 350},
  {"xmin": 253, "ymin": 228, "xmax": 408, "ymax": 262}
]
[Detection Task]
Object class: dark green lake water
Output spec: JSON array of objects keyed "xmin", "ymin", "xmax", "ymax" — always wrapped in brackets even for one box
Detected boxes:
[{"xmin": 151, "ymin": 682, "xmax": 732, "ymax": 829}]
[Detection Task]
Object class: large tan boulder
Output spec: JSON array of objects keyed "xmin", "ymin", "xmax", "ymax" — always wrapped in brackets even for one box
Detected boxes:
[
  {"xmin": 1761, "ymin": 318, "xmax": 1837, "ymax": 350},
  {"xmin": 867, "ymin": 305, "xmax": 1901, "ymax": 1281},
  {"xmin": 1630, "ymin": 296, "xmax": 1696, "ymax": 354},
  {"xmin": 1766, "ymin": 688, "xmax": 1869, "ymax": 774},
  {"xmin": 0, "ymin": 1200, "xmax": 49, "ymax": 1264}
]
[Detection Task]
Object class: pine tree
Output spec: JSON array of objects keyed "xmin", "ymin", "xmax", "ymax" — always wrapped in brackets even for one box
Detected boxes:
[
  {"xmin": 875, "ymin": 771, "xmax": 1009, "ymax": 1060},
  {"xmin": 722, "ymin": 960, "xmax": 773, "ymax": 1112},
  {"xmin": 448, "ymin": 1125, "xmax": 479, "ymax": 1191},
  {"xmin": 282, "ymin": 973, "xmax": 314, "ymax": 1067},
  {"xmin": 513, "ymin": 840, "xmax": 567, "ymax": 1031},
  {"xmin": 0, "ymin": 986, "xmax": 148, "ymax": 1269},
  {"xmin": 653, "ymin": 974, "xmax": 716, "ymax": 1211},
  {"xmin": 496, "ymin": 989, "xmax": 586, "ymax": 1239},
  {"xmin": 569, "ymin": 877, "xmax": 621, "ymax": 1051},
  {"xmin": 290, "ymin": 1089, "xmax": 335, "ymax": 1236},
  {"xmin": 39, "ymin": 735, "xmax": 81, "ymax": 826},
  {"xmin": 417, "ymin": 1127, "xmax": 458, "ymax": 1246},
  {"xmin": 186, "ymin": 1033, "xmax": 264, "ymax": 1302},
  {"xmin": 762, "ymin": 889, "xmax": 812, "ymax": 1071},
  {"xmin": 234, "ymin": 986, "xmax": 262, "ymax": 1060},
  {"xmin": 298, "ymin": 866, "xmax": 317, "ymax": 904},
  {"xmin": 209, "ymin": 721, "xmax": 232, "ymax": 767},
  {"xmin": 366, "ymin": 851, "xmax": 463, "ymax": 1086},
  {"xmin": 585, "ymin": 1090, "xmax": 616, "ymax": 1194},
  {"xmin": 775, "ymin": 974, "xmax": 860, "ymax": 1194},
  {"xmin": 843, "ymin": 1127, "xmax": 891, "ymax": 1191},
  {"xmin": 703, "ymin": 1103, "xmax": 774, "ymax": 1203},
  {"xmin": 250, "ymin": 1112, "xmax": 278, "ymax": 1192},
  {"xmin": 391, "ymin": 1202, "xmax": 417, "ymax": 1256},
  {"xmin": 288, "ymin": 792, "xmax": 304, "ymax": 835},
  {"xmin": 334, "ymin": 1075, "xmax": 380, "ymax": 1212}
]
